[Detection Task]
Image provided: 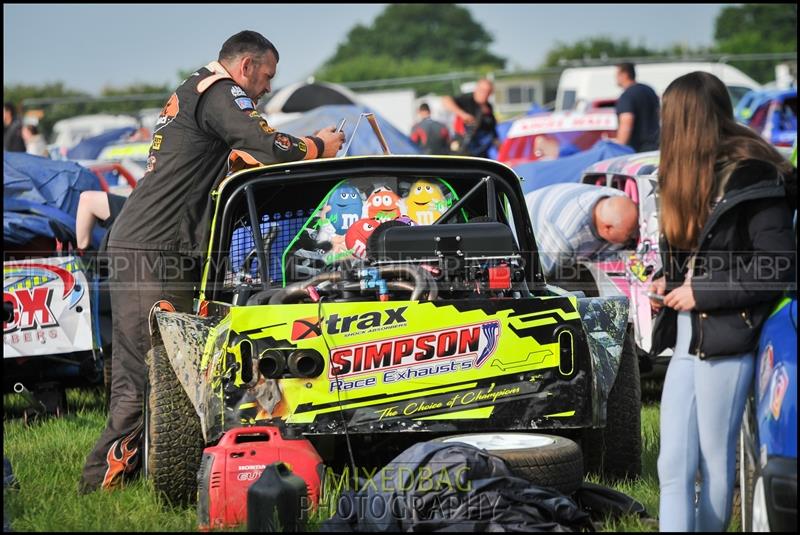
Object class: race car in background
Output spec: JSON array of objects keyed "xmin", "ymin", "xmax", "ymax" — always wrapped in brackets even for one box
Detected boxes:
[
  {"xmin": 497, "ymin": 111, "xmax": 618, "ymax": 168},
  {"xmin": 4, "ymin": 153, "xmax": 113, "ymax": 415},
  {"xmin": 735, "ymin": 88, "xmax": 797, "ymax": 152}
]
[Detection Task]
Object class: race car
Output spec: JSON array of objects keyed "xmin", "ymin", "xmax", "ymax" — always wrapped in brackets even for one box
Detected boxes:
[
  {"xmin": 497, "ymin": 110, "xmax": 618, "ymax": 167},
  {"xmin": 4, "ymin": 152, "xmax": 113, "ymax": 415},
  {"xmin": 735, "ymin": 88, "xmax": 797, "ymax": 150},
  {"xmin": 740, "ymin": 296, "xmax": 797, "ymax": 532},
  {"xmin": 144, "ymin": 154, "xmax": 642, "ymax": 505}
]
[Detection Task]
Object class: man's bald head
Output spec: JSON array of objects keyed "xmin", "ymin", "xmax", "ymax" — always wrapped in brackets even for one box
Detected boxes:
[{"xmin": 594, "ymin": 195, "xmax": 638, "ymax": 244}]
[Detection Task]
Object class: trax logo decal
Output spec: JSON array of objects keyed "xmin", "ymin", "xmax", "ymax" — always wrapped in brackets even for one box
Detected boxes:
[
  {"xmin": 290, "ymin": 306, "xmax": 408, "ymax": 341},
  {"xmin": 292, "ymin": 316, "xmax": 322, "ymax": 341},
  {"xmin": 328, "ymin": 320, "xmax": 500, "ymax": 378}
]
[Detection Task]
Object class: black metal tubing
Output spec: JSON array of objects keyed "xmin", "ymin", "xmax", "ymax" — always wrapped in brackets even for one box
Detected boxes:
[
  {"xmin": 244, "ymin": 185, "xmax": 269, "ymax": 291},
  {"xmin": 486, "ymin": 175, "xmax": 497, "ymax": 222},
  {"xmin": 210, "ymin": 158, "xmax": 547, "ymax": 300},
  {"xmin": 432, "ymin": 176, "xmax": 488, "ymax": 226}
]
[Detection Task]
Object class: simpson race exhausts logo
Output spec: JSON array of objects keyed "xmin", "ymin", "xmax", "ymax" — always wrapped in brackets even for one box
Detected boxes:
[{"xmin": 328, "ymin": 320, "xmax": 500, "ymax": 379}]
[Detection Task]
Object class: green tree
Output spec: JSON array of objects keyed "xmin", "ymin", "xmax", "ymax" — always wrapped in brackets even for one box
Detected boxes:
[
  {"xmin": 4, "ymin": 80, "xmax": 174, "ymax": 139},
  {"xmin": 713, "ymin": 4, "xmax": 797, "ymax": 83},
  {"xmin": 4, "ymin": 82, "xmax": 91, "ymax": 138},
  {"xmin": 316, "ymin": 3, "xmax": 505, "ymax": 90},
  {"xmin": 543, "ymin": 36, "xmax": 661, "ymax": 67}
]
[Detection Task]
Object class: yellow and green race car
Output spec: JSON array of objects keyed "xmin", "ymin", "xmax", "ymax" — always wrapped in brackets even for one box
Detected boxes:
[{"xmin": 145, "ymin": 154, "xmax": 641, "ymax": 505}]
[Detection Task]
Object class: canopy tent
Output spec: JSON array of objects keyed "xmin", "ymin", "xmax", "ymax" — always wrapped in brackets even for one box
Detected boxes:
[
  {"xmin": 4, "ymin": 152, "xmax": 105, "ymax": 248},
  {"xmin": 513, "ymin": 140, "xmax": 634, "ymax": 194},
  {"xmin": 275, "ymin": 104, "xmax": 421, "ymax": 156},
  {"xmin": 263, "ymin": 81, "xmax": 361, "ymax": 114}
]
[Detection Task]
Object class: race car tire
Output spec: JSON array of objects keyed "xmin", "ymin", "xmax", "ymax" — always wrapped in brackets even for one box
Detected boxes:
[
  {"xmin": 739, "ymin": 399, "xmax": 757, "ymax": 532},
  {"xmin": 581, "ymin": 328, "xmax": 642, "ymax": 481},
  {"xmin": 146, "ymin": 344, "xmax": 204, "ymax": 507},
  {"xmin": 432, "ymin": 433, "xmax": 584, "ymax": 495}
]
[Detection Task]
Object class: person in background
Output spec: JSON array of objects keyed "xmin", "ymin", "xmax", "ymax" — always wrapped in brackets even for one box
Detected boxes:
[
  {"xmin": 650, "ymin": 71, "xmax": 796, "ymax": 532},
  {"xmin": 3, "ymin": 102, "xmax": 26, "ymax": 152},
  {"xmin": 75, "ymin": 191, "xmax": 127, "ymax": 251},
  {"xmin": 410, "ymin": 103, "xmax": 450, "ymax": 155},
  {"xmin": 442, "ymin": 78, "xmax": 498, "ymax": 158},
  {"xmin": 612, "ymin": 63, "xmax": 660, "ymax": 152},
  {"xmin": 525, "ymin": 182, "xmax": 639, "ymax": 280},
  {"xmin": 79, "ymin": 30, "xmax": 344, "ymax": 495},
  {"xmin": 21, "ymin": 124, "xmax": 48, "ymax": 157}
]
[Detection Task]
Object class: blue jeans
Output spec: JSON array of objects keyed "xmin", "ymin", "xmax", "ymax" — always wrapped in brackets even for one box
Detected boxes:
[{"xmin": 658, "ymin": 312, "xmax": 754, "ymax": 532}]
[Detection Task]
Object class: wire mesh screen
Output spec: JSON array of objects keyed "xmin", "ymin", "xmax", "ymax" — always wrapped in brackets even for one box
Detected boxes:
[{"xmin": 226, "ymin": 208, "xmax": 312, "ymax": 287}]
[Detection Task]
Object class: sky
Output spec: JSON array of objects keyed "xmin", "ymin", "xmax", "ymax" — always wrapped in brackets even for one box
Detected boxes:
[{"xmin": 4, "ymin": 3, "xmax": 732, "ymax": 95}]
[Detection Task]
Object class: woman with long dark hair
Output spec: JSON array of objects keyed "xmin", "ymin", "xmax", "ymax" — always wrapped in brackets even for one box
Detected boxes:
[{"xmin": 650, "ymin": 71, "xmax": 795, "ymax": 531}]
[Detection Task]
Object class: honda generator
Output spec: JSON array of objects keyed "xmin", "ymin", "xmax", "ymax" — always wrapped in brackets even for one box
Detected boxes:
[{"xmin": 197, "ymin": 426, "xmax": 323, "ymax": 530}]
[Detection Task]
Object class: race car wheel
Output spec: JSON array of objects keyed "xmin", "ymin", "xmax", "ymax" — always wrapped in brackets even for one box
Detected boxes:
[
  {"xmin": 582, "ymin": 327, "xmax": 642, "ymax": 481},
  {"xmin": 146, "ymin": 344, "xmax": 204, "ymax": 507},
  {"xmin": 433, "ymin": 433, "xmax": 584, "ymax": 495}
]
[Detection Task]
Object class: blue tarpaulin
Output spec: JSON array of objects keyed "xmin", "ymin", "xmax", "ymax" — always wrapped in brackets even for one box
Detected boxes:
[
  {"xmin": 4, "ymin": 152, "xmax": 104, "ymax": 247},
  {"xmin": 274, "ymin": 104, "xmax": 421, "ymax": 156},
  {"xmin": 513, "ymin": 140, "xmax": 634, "ymax": 194},
  {"xmin": 65, "ymin": 126, "xmax": 138, "ymax": 161}
]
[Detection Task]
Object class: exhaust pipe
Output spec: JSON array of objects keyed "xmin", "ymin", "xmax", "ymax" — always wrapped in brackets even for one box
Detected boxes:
[
  {"xmin": 13, "ymin": 383, "xmax": 46, "ymax": 415},
  {"xmin": 287, "ymin": 349, "xmax": 325, "ymax": 378},
  {"xmin": 258, "ymin": 349, "xmax": 286, "ymax": 379}
]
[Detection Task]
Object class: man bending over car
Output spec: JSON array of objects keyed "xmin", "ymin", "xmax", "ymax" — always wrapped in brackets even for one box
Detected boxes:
[
  {"xmin": 525, "ymin": 182, "xmax": 638, "ymax": 282},
  {"xmin": 79, "ymin": 30, "xmax": 344, "ymax": 493}
]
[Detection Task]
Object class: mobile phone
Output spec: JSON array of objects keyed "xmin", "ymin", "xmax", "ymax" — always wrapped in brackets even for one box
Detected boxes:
[
  {"xmin": 647, "ymin": 292, "xmax": 665, "ymax": 303},
  {"xmin": 335, "ymin": 119, "xmax": 346, "ymax": 133}
]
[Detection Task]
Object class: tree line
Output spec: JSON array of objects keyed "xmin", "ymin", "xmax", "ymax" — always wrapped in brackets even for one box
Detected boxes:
[{"xmin": 4, "ymin": 4, "xmax": 795, "ymax": 138}]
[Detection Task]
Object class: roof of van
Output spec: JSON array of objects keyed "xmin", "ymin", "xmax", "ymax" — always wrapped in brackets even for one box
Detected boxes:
[{"xmin": 556, "ymin": 62, "xmax": 761, "ymax": 109}]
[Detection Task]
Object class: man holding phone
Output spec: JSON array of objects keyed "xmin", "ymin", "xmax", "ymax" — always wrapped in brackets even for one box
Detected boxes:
[{"xmin": 80, "ymin": 30, "xmax": 344, "ymax": 495}]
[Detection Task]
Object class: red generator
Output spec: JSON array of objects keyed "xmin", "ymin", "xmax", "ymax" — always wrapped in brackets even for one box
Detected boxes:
[{"xmin": 197, "ymin": 426, "xmax": 323, "ymax": 531}]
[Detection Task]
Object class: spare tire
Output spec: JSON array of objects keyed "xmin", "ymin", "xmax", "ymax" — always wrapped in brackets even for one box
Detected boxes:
[
  {"xmin": 433, "ymin": 433, "xmax": 583, "ymax": 495},
  {"xmin": 146, "ymin": 344, "xmax": 205, "ymax": 507}
]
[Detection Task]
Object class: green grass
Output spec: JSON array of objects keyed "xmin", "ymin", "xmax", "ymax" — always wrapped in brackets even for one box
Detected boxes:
[{"xmin": 3, "ymin": 388, "xmax": 739, "ymax": 532}]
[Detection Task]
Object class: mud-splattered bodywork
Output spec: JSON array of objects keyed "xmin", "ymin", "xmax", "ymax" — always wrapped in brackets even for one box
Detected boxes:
[{"xmin": 155, "ymin": 294, "xmax": 628, "ymax": 444}]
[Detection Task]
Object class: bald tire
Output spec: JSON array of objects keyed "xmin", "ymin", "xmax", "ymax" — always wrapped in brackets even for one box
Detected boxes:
[
  {"xmin": 433, "ymin": 433, "xmax": 584, "ymax": 496},
  {"xmin": 147, "ymin": 344, "xmax": 204, "ymax": 507},
  {"xmin": 582, "ymin": 329, "xmax": 642, "ymax": 481}
]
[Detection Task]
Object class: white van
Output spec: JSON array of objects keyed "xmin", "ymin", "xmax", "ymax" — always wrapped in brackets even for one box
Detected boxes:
[{"xmin": 555, "ymin": 62, "xmax": 761, "ymax": 111}]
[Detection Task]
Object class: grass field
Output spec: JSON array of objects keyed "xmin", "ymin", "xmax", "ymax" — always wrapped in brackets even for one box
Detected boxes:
[{"xmin": 3, "ymin": 386, "xmax": 740, "ymax": 532}]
